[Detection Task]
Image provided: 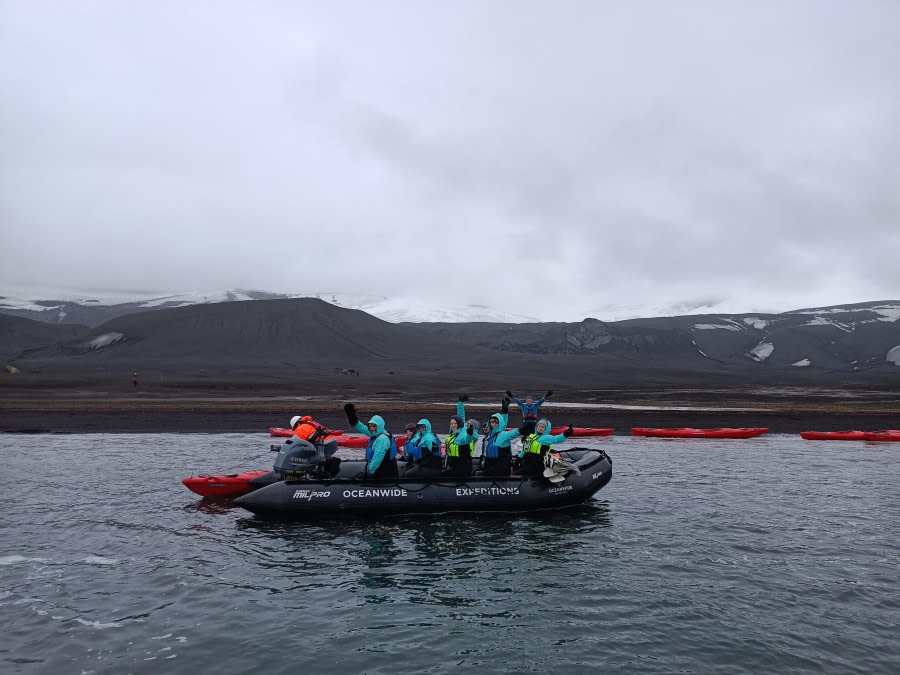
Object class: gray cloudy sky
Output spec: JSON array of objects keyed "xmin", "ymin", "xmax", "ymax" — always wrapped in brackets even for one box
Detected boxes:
[{"xmin": 1, "ymin": 1, "xmax": 898, "ymax": 320}]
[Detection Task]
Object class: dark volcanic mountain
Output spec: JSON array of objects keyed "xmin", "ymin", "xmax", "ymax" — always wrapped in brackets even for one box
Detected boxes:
[
  {"xmin": 0, "ymin": 314, "xmax": 89, "ymax": 365},
  {"xmin": 4, "ymin": 298, "xmax": 898, "ymax": 393}
]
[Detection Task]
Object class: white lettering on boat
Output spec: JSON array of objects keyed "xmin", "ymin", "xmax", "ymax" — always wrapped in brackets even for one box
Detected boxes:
[
  {"xmin": 548, "ymin": 485, "xmax": 573, "ymax": 494},
  {"xmin": 455, "ymin": 487, "xmax": 520, "ymax": 497},
  {"xmin": 342, "ymin": 489, "xmax": 409, "ymax": 498},
  {"xmin": 592, "ymin": 471, "xmax": 604, "ymax": 480},
  {"xmin": 292, "ymin": 489, "xmax": 331, "ymax": 500}
]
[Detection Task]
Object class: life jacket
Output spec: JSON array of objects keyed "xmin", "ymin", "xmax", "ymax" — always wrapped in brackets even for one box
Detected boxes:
[
  {"xmin": 405, "ymin": 437, "xmax": 422, "ymax": 461},
  {"xmin": 293, "ymin": 419, "xmax": 327, "ymax": 443},
  {"xmin": 365, "ymin": 432, "xmax": 398, "ymax": 463},
  {"xmin": 523, "ymin": 433, "xmax": 551, "ymax": 455},
  {"xmin": 445, "ymin": 431, "xmax": 473, "ymax": 458}
]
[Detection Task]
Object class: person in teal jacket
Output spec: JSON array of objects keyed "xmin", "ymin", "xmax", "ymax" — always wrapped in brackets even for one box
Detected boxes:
[
  {"xmin": 443, "ymin": 394, "xmax": 478, "ymax": 477},
  {"xmin": 344, "ymin": 403, "xmax": 399, "ymax": 479},
  {"xmin": 516, "ymin": 417, "xmax": 574, "ymax": 478},
  {"xmin": 478, "ymin": 397, "xmax": 522, "ymax": 476},
  {"xmin": 403, "ymin": 418, "xmax": 442, "ymax": 477}
]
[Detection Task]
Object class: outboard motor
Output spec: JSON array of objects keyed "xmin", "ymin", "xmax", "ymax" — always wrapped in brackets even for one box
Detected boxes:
[{"xmin": 271, "ymin": 438, "xmax": 340, "ymax": 480}]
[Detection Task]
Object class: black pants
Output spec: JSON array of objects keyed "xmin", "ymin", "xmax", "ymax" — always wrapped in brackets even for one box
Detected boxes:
[
  {"xmin": 480, "ymin": 455, "xmax": 512, "ymax": 477},
  {"xmin": 443, "ymin": 454, "xmax": 473, "ymax": 477},
  {"xmin": 517, "ymin": 453, "xmax": 545, "ymax": 478},
  {"xmin": 402, "ymin": 455, "xmax": 442, "ymax": 478},
  {"xmin": 369, "ymin": 458, "xmax": 399, "ymax": 479}
]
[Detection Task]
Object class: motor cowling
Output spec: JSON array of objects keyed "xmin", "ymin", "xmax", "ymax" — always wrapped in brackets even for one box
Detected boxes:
[{"xmin": 273, "ymin": 438, "xmax": 340, "ymax": 480}]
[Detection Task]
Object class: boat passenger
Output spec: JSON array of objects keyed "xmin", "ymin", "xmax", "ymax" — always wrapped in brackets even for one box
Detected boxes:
[
  {"xmin": 343, "ymin": 403, "xmax": 399, "ymax": 479},
  {"xmin": 399, "ymin": 422, "xmax": 417, "ymax": 462},
  {"xmin": 443, "ymin": 394, "xmax": 477, "ymax": 477},
  {"xmin": 402, "ymin": 418, "xmax": 443, "ymax": 478},
  {"xmin": 506, "ymin": 389, "xmax": 553, "ymax": 434},
  {"xmin": 290, "ymin": 415, "xmax": 329, "ymax": 443},
  {"xmin": 516, "ymin": 418, "xmax": 574, "ymax": 478},
  {"xmin": 478, "ymin": 397, "xmax": 522, "ymax": 477}
]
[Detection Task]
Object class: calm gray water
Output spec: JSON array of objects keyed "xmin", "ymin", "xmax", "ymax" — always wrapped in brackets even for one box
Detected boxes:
[{"xmin": 1, "ymin": 433, "xmax": 898, "ymax": 674}]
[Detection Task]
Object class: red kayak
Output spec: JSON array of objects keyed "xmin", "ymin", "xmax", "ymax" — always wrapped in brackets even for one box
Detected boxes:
[
  {"xmin": 631, "ymin": 427, "xmax": 769, "ymax": 439},
  {"xmin": 549, "ymin": 426, "xmax": 615, "ymax": 437},
  {"xmin": 269, "ymin": 427, "xmax": 344, "ymax": 438},
  {"xmin": 182, "ymin": 470, "xmax": 269, "ymax": 498},
  {"xmin": 864, "ymin": 430, "xmax": 900, "ymax": 442},
  {"xmin": 800, "ymin": 431, "xmax": 868, "ymax": 441}
]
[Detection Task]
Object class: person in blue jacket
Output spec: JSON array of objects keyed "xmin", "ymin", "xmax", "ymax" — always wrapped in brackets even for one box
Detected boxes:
[
  {"xmin": 403, "ymin": 418, "xmax": 443, "ymax": 478},
  {"xmin": 344, "ymin": 403, "xmax": 399, "ymax": 479},
  {"xmin": 443, "ymin": 394, "xmax": 478, "ymax": 477},
  {"xmin": 478, "ymin": 397, "xmax": 522, "ymax": 476},
  {"xmin": 506, "ymin": 389, "xmax": 553, "ymax": 434},
  {"xmin": 516, "ymin": 418, "xmax": 574, "ymax": 478}
]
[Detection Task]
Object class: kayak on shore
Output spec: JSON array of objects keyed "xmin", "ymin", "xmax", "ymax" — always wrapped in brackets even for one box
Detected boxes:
[
  {"xmin": 864, "ymin": 430, "xmax": 900, "ymax": 442},
  {"xmin": 799, "ymin": 431, "xmax": 868, "ymax": 441},
  {"xmin": 234, "ymin": 448, "xmax": 613, "ymax": 517},
  {"xmin": 630, "ymin": 427, "xmax": 769, "ymax": 439}
]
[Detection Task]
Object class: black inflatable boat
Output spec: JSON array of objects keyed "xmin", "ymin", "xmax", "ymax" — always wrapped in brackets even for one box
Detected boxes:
[{"xmin": 234, "ymin": 448, "xmax": 612, "ymax": 517}]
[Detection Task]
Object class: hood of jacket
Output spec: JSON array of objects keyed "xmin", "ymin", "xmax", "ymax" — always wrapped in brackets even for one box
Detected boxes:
[
  {"xmin": 535, "ymin": 418, "xmax": 551, "ymax": 435},
  {"xmin": 416, "ymin": 418, "xmax": 433, "ymax": 435},
  {"xmin": 367, "ymin": 415, "xmax": 386, "ymax": 435}
]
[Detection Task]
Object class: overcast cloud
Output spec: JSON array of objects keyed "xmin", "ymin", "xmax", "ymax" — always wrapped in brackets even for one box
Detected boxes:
[{"xmin": 1, "ymin": 1, "xmax": 898, "ymax": 320}]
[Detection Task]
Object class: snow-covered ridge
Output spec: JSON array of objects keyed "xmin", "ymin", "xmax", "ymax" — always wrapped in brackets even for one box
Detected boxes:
[
  {"xmin": 0, "ymin": 284, "xmax": 538, "ymax": 324},
  {"xmin": 1, "ymin": 282, "xmax": 899, "ymax": 326}
]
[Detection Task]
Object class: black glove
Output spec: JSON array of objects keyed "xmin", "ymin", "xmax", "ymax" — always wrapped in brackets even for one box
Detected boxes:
[
  {"xmin": 518, "ymin": 425, "xmax": 528, "ymax": 435},
  {"xmin": 344, "ymin": 403, "xmax": 359, "ymax": 426},
  {"xmin": 505, "ymin": 389, "xmax": 514, "ymax": 398},
  {"xmin": 501, "ymin": 397, "xmax": 510, "ymax": 414},
  {"xmin": 546, "ymin": 390, "xmax": 553, "ymax": 398},
  {"xmin": 467, "ymin": 423, "xmax": 474, "ymax": 434},
  {"xmin": 563, "ymin": 425, "xmax": 574, "ymax": 438},
  {"xmin": 458, "ymin": 393, "xmax": 469, "ymax": 402}
]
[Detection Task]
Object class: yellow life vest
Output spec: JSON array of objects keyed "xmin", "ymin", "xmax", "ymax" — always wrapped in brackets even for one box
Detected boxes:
[{"xmin": 524, "ymin": 434, "xmax": 550, "ymax": 455}]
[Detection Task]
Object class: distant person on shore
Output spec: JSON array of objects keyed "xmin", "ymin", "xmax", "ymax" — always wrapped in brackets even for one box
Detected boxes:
[
  {"xmin": 133, "ymin": 372, "xmax": 139, "ymax": 387},
  {"xmin": 443, "ymin": 394, "xmax": 477, "ymax": 477},
  {"xmin": 478, "ymin": 397, "xmax": 521, "ymax": 477},
  {"xmin": 515, "ymin": 418, "xmax": 574, "ymax": 478},
  {"xmin": 505, "ymin": 390, "xmax": 553, "ymax": 434},
  {"xmin": 344, "ymin": 403, "xmax": 399, "ymax": 479},
  {"xmin": 402, "ymin": 418, "xmax": 443, "ymax": 478}
]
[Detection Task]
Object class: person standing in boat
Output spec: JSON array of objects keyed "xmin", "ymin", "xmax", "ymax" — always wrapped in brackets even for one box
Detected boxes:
[
  {"xmin": 402, "ymin": 418, "xmax": 443, "ymax": 478},
  {"xmin": 344, "ymin": 403, "xmax": 399, "ymax": 479},
  {"xmin": 506, "ymin": 389, "xmax": 553, "ymax": 434},
  {"xmin": 516, "ymin": 418, "xmax": 574, "ymax": 478},
  {"xmin": 479, "ymin": 397, "xmax": 522, "ymax": 477},
  {"xmin": 443, "ymin": 394, "xmax": 478, "ymax": 477}
]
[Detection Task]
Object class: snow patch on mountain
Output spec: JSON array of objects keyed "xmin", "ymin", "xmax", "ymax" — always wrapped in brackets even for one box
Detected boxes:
[
  {"xmin": 693, "ymin": 323, "xmax": 741, "ymax": 331},
  {"xmin": 748, "ymin": 342, "xmax": 774, "ymax": 362},
  {"xmin": 791, "ymin": 358, "xmax": 811, "ymax": 367},
  {"xmin": 802, "ymin": 317, "xmax": 854, "ymax": 332},
  {"xmin": 887, "ymin": 346, "xmax": 900, "ymax": 365}
]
